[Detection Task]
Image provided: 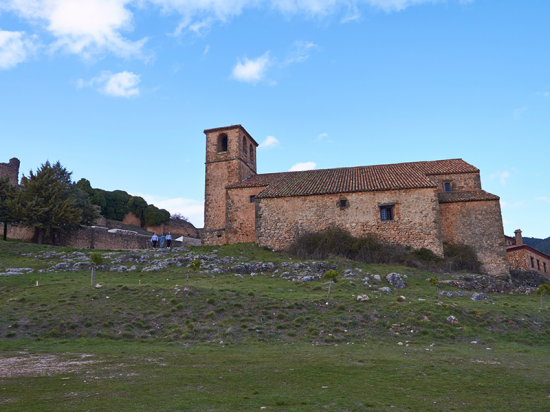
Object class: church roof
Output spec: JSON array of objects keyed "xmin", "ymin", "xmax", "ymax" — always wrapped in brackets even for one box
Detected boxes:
[
  {"xmin": 227, "ymin": 158, "xmax": 480, "ymax": 199},
  {"xmin": 438, "ymin": 190, "xmax": 500, "ymax": 203}
]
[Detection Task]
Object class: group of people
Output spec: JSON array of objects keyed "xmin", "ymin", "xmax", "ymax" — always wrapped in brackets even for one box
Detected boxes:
[{"xmin": 151, "ymin": 232, "xmax": 172, "ymax": 248}]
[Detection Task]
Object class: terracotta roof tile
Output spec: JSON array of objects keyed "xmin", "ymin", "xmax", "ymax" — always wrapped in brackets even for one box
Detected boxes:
[
  {"xmin": 438, "ymin": 190, "xmax": 500, "ymax": 203},
  {"xmin": 227, "ymin": 159, "xmax": 482, "ymax": 199}
]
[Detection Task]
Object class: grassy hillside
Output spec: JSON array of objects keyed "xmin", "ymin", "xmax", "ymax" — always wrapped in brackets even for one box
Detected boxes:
[{"xmin": 1, "ymin": 240, "xmax": 550, "ymax": 411}]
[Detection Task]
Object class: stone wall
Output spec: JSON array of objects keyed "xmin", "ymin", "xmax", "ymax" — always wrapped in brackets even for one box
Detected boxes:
[
  {"xmin": 146, "ymin": 218, "xmax": 199, "ymax": 238},
  {"xmin": 255, "ymin": 188, "xmax": 444, "ymax": 255},
  {"xmin": 0, "ymin": 158, "xmax": 20, "ymax": 186},
  {"xmin": 507, "ymin": 247, "xmax": 550, "ymax": 278},
  {"xmin": 439, "ymin": 200, "xmax": 509, "ymax": 276},
  {"xmin": 429, "ymin": 172, "xmax": 481, "ymax": 193},
  {"xmin": 122, "ymin": 212, "xmax": 142, "ymax": 227},
  {"xmin": 226, "ymin": 186, "xmax": 266, "ymax": 244}
]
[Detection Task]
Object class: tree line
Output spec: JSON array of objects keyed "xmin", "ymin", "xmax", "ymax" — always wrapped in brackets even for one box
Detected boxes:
[{"xmin": 0, "ymin": 161, "xmax": 171, "ymax": 244}]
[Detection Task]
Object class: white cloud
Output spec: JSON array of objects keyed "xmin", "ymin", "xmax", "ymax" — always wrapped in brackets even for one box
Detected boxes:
[
  {"xmin": 283, "ymin": 40, "xmax": 318, "ymax": 66},
  {"xmin": 490, "ymin": 170, "xmax": 510, "ymax": 186},
  {"xmin": 4, "ymin": 0, "xmax": 147, "ymax": 60},
  {"xmin": 315, "ymin": 132, "xmax": 333, "ymax": 143},
  {"xmin": 203, "ymin": 44, "xmax": 209, "ymax": 56},
  {"xmin": 258, "ymin": 135, "xmax": 280, "ymax": 150},
  {"xmin": 289, "ymin": 161, "xmax": 316, "ymax": 171},
  {"xmin": 537, "ymin": 196, "xmax": 550, "ymax": 205},
  {"xmin": 78, "ymin": 71, "xmax": 141, "ymax": 97},
  {"xmin": 135, "ymin": 193, "xmax": 204, "ymax": 227},
  {"xmin": 2, "ymin": 0, "xmax": 454, "ymax": 62},
  {"xmin": 0, "ymin": 29, "xmax": 38, "ymax": 69},
  {"xmin": 231, "ymin": 52, "xmax": 272, "ymax": 84}
]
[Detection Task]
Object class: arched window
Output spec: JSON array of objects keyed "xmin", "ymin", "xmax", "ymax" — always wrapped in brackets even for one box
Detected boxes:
[
  {"xmin": 243, "ymin": 136, "xmax": 248, "ymax": 156},
  {"xmin": 249, "ymin": 144, "xmax": 254, "ymax": 162},
  {"xmin": 218, "ymin": 133, "xmax": 228, "ymax": 153}
]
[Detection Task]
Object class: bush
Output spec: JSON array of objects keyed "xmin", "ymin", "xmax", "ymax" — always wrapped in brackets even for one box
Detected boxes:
[{"xmin": 287, "ymin": 226, "xmax": 483, "ymax": 274}]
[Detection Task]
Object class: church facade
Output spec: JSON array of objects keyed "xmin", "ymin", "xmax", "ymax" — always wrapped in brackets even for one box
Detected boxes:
[{"xmin": 202, "ymin": 125, "xmax": 509, "ymax": 276}]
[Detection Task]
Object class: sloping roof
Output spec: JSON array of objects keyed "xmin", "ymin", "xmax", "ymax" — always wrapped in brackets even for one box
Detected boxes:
[
  {"xmin": 227, "ymin": 159, "xmax": 479, "ymax": 199},
  {"xmin": 506, "ymin": 244, "xmax": 550, "ymax": 261},
  {"xmin": 438, "ymin": 190, "xmax": 500, "ymax": 203}
]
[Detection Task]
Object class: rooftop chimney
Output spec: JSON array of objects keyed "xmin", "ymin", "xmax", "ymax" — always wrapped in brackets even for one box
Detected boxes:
[{"xmin": 514, "ymin": 229, "xmax": 523, "ymax": 246}]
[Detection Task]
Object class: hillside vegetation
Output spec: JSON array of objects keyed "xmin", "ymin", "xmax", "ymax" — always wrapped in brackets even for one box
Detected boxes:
[{"xmin": 1, "ymin": 240, "xmax": 550, "ymax": 411}]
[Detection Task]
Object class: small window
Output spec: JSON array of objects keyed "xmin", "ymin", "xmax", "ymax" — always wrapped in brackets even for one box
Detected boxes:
[
  {"xmin": 243, "ymin": 136, "xmax": 248, "ymax": 155},
  {"xmin": 444, "ymin": 182, "xmax": 451, "ymax": 192},
  {"xmin": 537, "ymin": 259, "xmax": 540, "ymax": 270},
  {"xmin": 250, "ymin": 144, "xmax": 254, "ymax": 162},
  {"xmin": 380, "ymin": 206, "xmax": 394, "ymax": 221},
  {"xmin": 544, "ymin": 262, "xmax": 547, "ymax": 273},
  {"xmin": 340, "ymin": 199, "xmax": 347, "ymax": 208},
  {"xmin": 218, "ymin": 133, "xmax": 228, "ymax": 152},
  {"xmin": 531, "ymin": 256, "xmax": 535, "ymax": 268},
  {"xmin": 338, "ymin": 197, "xmax": 349, "ymax": 209},
  {"xmin": 249, "ymin": 195, "xmax": 255, "ymax": 203}
]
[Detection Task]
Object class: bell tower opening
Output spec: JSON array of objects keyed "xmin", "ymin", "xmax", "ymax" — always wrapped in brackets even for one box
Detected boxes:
[{"xmin": 218, "ymin": 133, "xmax": 228, "ymax": 153}]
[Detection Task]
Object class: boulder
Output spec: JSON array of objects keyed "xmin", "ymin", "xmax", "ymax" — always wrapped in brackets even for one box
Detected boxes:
[
  {"xmin": 386, "ymin": 273, "xmax": 406, "ymax": 289},
  {"xmin": 356, "ymin": 294, "xmax": 370, "ymax": 302},
  {"xmin": 471, "ymin": 293, "xmax": 488, "ymax": 301},
  {"xmin": 379, "ymin": 287, "xmax": 391, "ymax": 293}
]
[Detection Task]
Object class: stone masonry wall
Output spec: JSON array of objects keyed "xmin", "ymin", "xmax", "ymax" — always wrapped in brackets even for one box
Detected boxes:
[
  {"xmin": 429, "ymin": 172, "xmax": 481, "ymax": 193},
  {"xmin": 226, "ymin": 186, "xmax": 267, "ymax": 244},
  {"xmin": 255, "ymin": 188, "xmax": 444, "ymax": 255},
  {"xmin": 203, "ymin": 126, "xmax": 257, "ymax": 246},
  {"xmin": 439, "ymin": 200, "xmax": 509, "ymax": 276},
  {"xmin": 0, "ymin": 158, "xmax": 20, "ymax": 186},
  {"xmin": 507, "ymin": 247, "xmax": 550, "ymax": 278}
]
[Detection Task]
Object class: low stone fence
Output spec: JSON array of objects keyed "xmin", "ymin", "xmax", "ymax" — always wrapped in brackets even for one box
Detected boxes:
[{"xmin": 4, "ymin": 224, "xmax": 200, "ymax": 250}]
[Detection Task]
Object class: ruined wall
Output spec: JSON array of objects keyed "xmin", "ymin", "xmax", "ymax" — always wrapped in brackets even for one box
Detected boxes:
[
  {"xmin": 439, "ymin": 200, "xmax": 509, "ymax": 276},
  {"xmin": 146, "ymin": 218, "xmax": 199, "ymax": 238},
  {"xmin": 226, "ymin": 186, "xmax": 267, "ymax": 244},
  {"xmin": 255, "ymin": 188, "xmax": 444, "ymax": 255},
  {"xmin": 507, "ymin": 247, "xmax": 550, "ymax": 278},
  {"xmin": 122, "ymin": 212, "xmax": 142, "ymax": 227},
  {"xmin": 428, "ymin": 172, "xmax": 481, "ymax": 193},
  {"xmin": 0, "ymin": 158, "xmax": 20, "ymax": 186}
]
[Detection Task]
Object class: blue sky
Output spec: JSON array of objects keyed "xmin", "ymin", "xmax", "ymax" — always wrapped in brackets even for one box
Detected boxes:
[{"xmin": 1, "ymin": 0, "xmax": 549, "ymax": 238}]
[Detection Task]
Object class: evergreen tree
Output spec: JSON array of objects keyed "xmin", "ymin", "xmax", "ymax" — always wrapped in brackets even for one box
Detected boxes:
[
  {"xmin": 0, "ymin": 177, "xmax": 18, "ymax": 241},
  {"xmin": 20, "ymin": 161, "xmax": 99, "ymax": 244}
]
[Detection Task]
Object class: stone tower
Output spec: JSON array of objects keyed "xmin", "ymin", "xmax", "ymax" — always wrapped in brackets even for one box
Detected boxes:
[
  {"xmin": 202, "ymin": 125, "xmax": 258, "ymax": 245},
  {"xmin": 0, "ymin": 158, "xmax": 20, "ymax": 186}
]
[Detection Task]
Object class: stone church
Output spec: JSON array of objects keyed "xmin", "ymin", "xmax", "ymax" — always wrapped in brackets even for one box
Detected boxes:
[{"xmin": 202, "ymin": 124, "xmax": 509, "ymax": 276}]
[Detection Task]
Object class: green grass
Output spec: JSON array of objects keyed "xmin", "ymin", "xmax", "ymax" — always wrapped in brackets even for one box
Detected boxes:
[{"xmin": 1, "ymin": 239, "xmax": 550, "ymax": 411}]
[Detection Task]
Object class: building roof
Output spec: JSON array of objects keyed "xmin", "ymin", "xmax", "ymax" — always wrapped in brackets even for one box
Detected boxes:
[
  {"xmin": 203, "ymin": 124, "xmax": 259, "ymax": 147},
  {"xmin": 506, "ymin": 244, "xmax": 550, "ymax": 261},
  {"xmin": 227, "ymin": 159, "xmax": 481, "ymax": 199},
  {"xmin": 438, "ymin": 190, "xmax": 500, "ymax": 203}
]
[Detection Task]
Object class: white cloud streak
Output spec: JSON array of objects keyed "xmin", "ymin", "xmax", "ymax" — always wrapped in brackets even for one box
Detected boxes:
[
  {"xmin": 231, "ymin": 52, "xmax": 272, "ymax": 84},
  {"xmin": 537, "ymin": 196, "xmax": 550, "ymax": 205},
  {"xmin": 78, "ymin": 71, "xmax": 141, "ymax": 97},
  {"xmin": 258, "ymin": 135, "xmax": 280, "ymax": 150},
  {"xmin": 0, "ymin": 29, "xmax": 38, "ymax": 69},
  {"xmin": 289, "ymin": 161, "xmax": 316, "ymax": 171}
]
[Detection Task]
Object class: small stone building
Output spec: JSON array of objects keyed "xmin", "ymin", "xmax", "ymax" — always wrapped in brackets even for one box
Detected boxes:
[
  {"xmin": 506, "ymin": 230, "xmax": 550, "ymax": 277},
  {"xmin": 202, "ymin": 124, "xmax": 509, "ymax": 276}
]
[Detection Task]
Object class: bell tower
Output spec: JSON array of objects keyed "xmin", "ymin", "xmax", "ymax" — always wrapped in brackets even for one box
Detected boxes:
[{"xmin": 202, "ymin": 125, "xmax": 258, "ymax": 245}]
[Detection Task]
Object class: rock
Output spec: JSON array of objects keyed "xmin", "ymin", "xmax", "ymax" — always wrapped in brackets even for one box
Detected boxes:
[
  {"xmin": 300, "ymin": 275, "xmax": 317, "ymax": 282},
  {"xmin": 342, "ymin": 269, "xmax": 357, "ymax": 277},
  {"xmin": 231, "ymin": 264, "xmax": 252, "ymax": 274},
  {"xmin": 398, "ymin": 342, "xmax": 404, "ymax": 346},
  {"xmin": 356, "ymin": 294, "xmax": 370, "ymax": 302},
  {"xmin": 471, "ymin": 293, "xmax": 488, "ymax": 301},
  {"xmin": 234, "ymin": 274, "xmax": 244, "ymax": 278},
  {"xmin": 379, "ymin": 287, "xmax": 391, "ymax": 293},
  {"xmin": 361, "ymin": 277, "xmax": 369, "ymax": 283},
  {"xmin": 386, "ymin": 273, "xmax": 406, "ymax": 288},
  {"xmin": 439, "ymin": 291, "xmax": 454, "ymax": 298},
  {"xmin": 95, "ymin": 284, "xmax": 102, "ymax": 288},
  {"xmin": 373, "ymin": 275, "xmax": 381, "ymax": 282},
  {"xmin": 250, "ymin": 272, "xmax": 258, "ymax": 277},
  {"xmin": 447, "ymin": 315, "xmax": 458, "ymax": 324},
  {"xmin": 279, "ymin": 271, "xmax": 292, "ymax": 278}
]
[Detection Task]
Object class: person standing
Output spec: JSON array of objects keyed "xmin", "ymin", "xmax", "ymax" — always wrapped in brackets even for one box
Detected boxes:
[
  {"xmin": 151, "ymin": 233, "xmax": 158, "ymax": 248},
  {"xmin": 166, "ymin": 232, "xmax": 172, "ymax": 248},
  {"xmin": 160, "ymin": 233, "xmax": 166, "ymax": 248}
]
